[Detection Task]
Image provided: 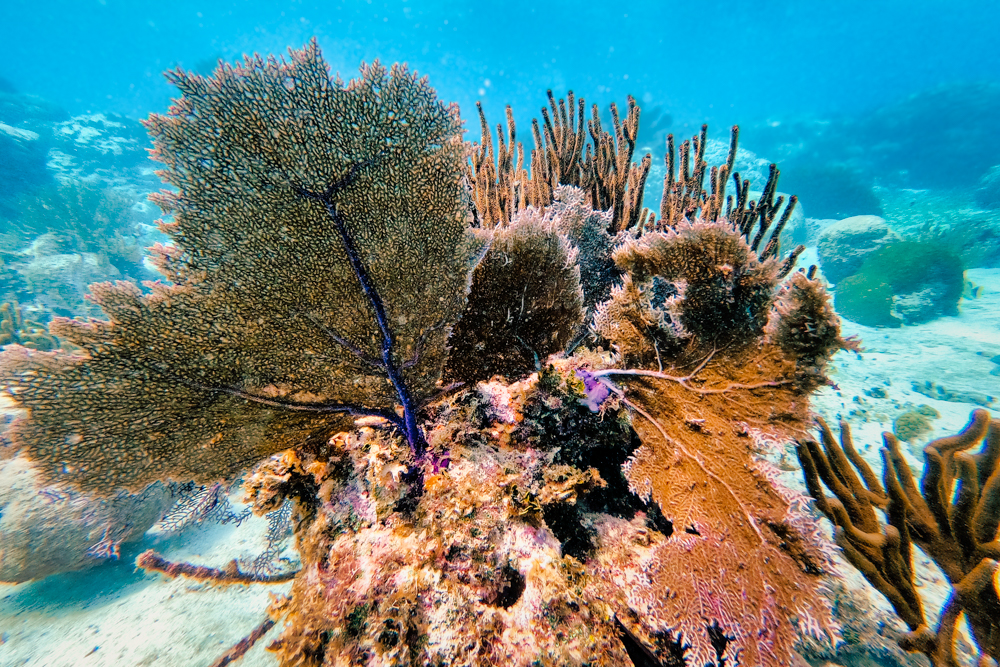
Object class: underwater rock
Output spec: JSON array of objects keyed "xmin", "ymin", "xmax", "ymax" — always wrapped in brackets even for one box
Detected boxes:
[
  {"xmin": 0, "ymin": 90, "xmax": 68, "ymax": 126},
  {"xmin": 0, "ymin": 121, "xmax": 50, "ymax": 211},
  {"xmin": 856, "ymin": 82, "xmax": 1000, "ymax": 188},
  {"xmin": 803, "ymin": 217, "xmax": 839, "ymax": 245},
  {"xmin": 832, "ymin": 241, "xmax": 964, "ymax": 327},
  {"xmin": 12, "ymin": 251, "xmax": 123, "ymax": 317},
  {"xmin": 974, "ymin": 165, "xmax": 1000, "ymax": 210},
  {"xmin": 0, "ymin": 455, "xmax": 171, "ymax": 583},
  {"xmin": 817, "ymin": 215, "xmax": 900, "ymax": 284}
]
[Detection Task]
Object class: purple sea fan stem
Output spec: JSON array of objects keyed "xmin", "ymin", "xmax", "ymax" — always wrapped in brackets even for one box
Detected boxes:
[{"xmin": 298, "ymin": 167, "xmax": 426, "ymax": 460}]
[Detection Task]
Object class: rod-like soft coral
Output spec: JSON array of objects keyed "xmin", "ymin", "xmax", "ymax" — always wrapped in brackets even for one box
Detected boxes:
[{"xmin": 797, "ymin": 410, "xmax": 1000, "ymax": 666}]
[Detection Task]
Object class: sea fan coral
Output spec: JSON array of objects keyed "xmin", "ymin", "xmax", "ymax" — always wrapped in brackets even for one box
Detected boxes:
[{"xmin": 0, "ymin": 40, "xmax": 484, "ymax": 492}]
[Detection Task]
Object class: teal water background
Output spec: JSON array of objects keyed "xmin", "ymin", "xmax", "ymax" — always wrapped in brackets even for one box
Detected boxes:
[{"xmin": 3, "ymin": 0, "xmax": 999, "ymax": 146}]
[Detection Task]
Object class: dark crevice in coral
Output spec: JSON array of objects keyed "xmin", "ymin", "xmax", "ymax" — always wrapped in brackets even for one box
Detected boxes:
[
  {"xmin": 616, "ymin": 617, "xmax": 667, "ymax": 667},
  {"xmin": 485, "ymin": 564, "xmax": 525, "ymax": 609},
  {"xmin": 706, "ymin": 622, "xmax": 733, "ymax": 667},
  {"xmin": 615, "ymin": 618, "xmax": 689, "ymax": 667},
  {"xmin": 524, "ymin": 384, "xmax": 643, "ymax": 519},
  {"xmin": 392, "ymin": 466, "xmax": 425, "ymax": 516},
  {"xmin": 644, "ymin": 503, "xmax": 674, "ymax": 538},
  {"xmin": 765, "ymin": 519, "xmax": 826, "ymax": 576},
  {"xmin": 542, "ymin": 501, "xmax": 595, "ymax": 560},
  {"xmin": 345, "ymin": 603, "xmax": 370, "ymax": 638},
  {"xmin": 379, "ymin": 619, "xmax": 400, "ymax": 648},
  {"xmin": 576, "ymin": 433, "xmax": 647, "ymax": 518},
  {"xmin": 649, "ymin": 276, "xmax": 680, "ymax": 309}
]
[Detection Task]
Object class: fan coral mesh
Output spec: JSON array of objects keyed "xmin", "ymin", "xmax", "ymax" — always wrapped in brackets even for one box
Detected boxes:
[{"xmin": 0, "ymin": 41, "xmax": 484, "ymax": 493}]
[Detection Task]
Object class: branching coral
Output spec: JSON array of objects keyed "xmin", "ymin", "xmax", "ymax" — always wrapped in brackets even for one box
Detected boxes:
[
  {"xmin": 796, "ymin": 411, "xmax": 1000, "ymax": 666},
  {"xmin": 466, "ymin": 90, "xmax": 650, "ymax": 233},
  {"xmin": 0, "ymin": 301, "xmax": 61, "ymax": 351},
  {"xmin": 5, "ymin": 181, "xmax": 148, "ymax": 280}
]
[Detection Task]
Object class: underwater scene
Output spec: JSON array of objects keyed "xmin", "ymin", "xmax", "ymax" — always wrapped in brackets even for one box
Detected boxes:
[{"xmin": 1, "ymin": 1, "xmax": 999, "ymax": 666}]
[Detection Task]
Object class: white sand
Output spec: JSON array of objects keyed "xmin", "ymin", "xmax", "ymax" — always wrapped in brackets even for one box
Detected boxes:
[{"xmin": 0, "ymin": 510, "xmax": 293, "ymax": 667}]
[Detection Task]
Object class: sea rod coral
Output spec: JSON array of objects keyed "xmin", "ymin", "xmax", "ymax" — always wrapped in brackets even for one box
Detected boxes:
[
  {"xmin": 797, "ymin": 411, "xmax": 1000, "ymax": 666},
  {"xmin": 1, "ymin": 41, "xmax": 858, "ymax": 666}
]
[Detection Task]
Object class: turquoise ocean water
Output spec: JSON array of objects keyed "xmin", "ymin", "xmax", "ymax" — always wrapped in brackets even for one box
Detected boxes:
[{"xmin": 1, "ymin": 2, "xmax": 998, "ymax": 666}]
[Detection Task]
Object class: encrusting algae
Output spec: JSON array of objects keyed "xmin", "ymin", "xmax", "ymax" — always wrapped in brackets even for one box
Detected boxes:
[{"xmin": 2, "ymin": 39, "xmax": 951, "ymax": 667}]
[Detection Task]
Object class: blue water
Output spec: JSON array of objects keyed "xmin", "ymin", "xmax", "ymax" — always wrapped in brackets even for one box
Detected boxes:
[{"xmin": 3, "ymin": 0, "xmax": 999, "ymax": 134}]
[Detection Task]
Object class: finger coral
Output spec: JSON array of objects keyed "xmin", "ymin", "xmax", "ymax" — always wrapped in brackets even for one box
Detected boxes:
[
  {"xmin": 797, "ymin": 411, "xmax": 1000, "ymax": 666},
  {"xmin": 466, "ymin": 91, "xmax": 650, "ymax": 233}
]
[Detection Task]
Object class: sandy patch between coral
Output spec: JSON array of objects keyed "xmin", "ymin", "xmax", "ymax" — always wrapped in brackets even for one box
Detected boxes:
[{"xmin": 0, "ymin": 512, "xmax": 292, "ymax": 667}]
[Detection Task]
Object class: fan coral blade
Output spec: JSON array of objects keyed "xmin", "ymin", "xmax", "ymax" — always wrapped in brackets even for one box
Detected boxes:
[
  {"xmin": 596, "ymin": 353, "xmax": 836, "ymax": 667},
  {"xmin": 0, "ymin": 41, "xmax": 484, "ymax": 493}
]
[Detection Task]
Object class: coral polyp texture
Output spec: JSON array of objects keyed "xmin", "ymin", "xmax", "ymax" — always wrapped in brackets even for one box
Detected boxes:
[{"xmin": 2, "ymin": 41, "xmax": 871, "ymax": 666}]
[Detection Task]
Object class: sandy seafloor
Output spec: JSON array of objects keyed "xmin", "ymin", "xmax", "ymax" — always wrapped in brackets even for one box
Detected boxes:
[{"xmin": 0, "ymin": 266, "xmax": 997, "ymax": 667}]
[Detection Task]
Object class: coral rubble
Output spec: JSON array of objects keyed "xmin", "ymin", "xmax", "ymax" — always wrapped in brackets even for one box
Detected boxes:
[{"xmin": 1, "ymin": 41, "xmax": 869, "ymax": 666}]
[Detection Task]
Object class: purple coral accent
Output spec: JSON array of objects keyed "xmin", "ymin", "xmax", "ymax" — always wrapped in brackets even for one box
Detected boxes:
[
  {"xmin": 86, "ymin": 525, "xmax": 122, "ymax": 560},
  {"xmin": 431, "ymin": 450, "xmax": 450, "ymax": 472},
  {"xmin": 576, "ymin": 368, "xmax": 611, "ymax": 412}
]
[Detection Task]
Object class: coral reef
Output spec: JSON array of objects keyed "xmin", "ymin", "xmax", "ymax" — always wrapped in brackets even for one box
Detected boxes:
[
  {"xmin": 0, "ymin": 301, "xmax": 61, "ymax": 351},
  {"xmin": 0, "ymin": 454, "xmax": 172, "ymax": 582},
  {"xmin": 1, "ymin": 41, "xmax": 860, "ymax": 666},
  {"xmin": 796, "ymin": 411, "xmax": 1000, "ymax": 666},
  {"xmin": 892, "ymin": 406, "xmax": 938, "ymax": 443},
  {"xmin": 796, "ymin": 579, "xmax": 926, "ymax": 667}
]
